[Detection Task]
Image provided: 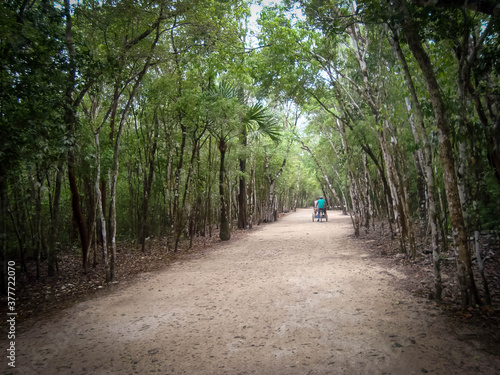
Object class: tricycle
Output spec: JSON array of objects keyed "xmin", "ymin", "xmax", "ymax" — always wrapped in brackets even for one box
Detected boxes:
[{"xmin": 312, "ymin": 207, "xmax": 328, "ymax": 222}]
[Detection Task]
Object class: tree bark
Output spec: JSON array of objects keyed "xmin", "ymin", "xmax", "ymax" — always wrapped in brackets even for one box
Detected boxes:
[
  {"xmin": 293, "ymin": 161, "xmax": 301, "ymax": 212},
  {"xmin": 325, "ymin": 132, "xmax": 349, "ymax": 215},
  {"xmin": 249, "ymin": 163, "xmax": 256, "ymax": 229},
  {"xmin": 265, "ymin": 139, "xmax": 293, "ymax": 222},
  {"xmin": 393, "ymin": 0, "xmax": 478, "ymax": 307},
  {"xmin": 387, "ymin": 24, "xmax": 442, "ymax": 298},
  {"xmin": 238, "ymin": 128, "xmax": 248, "ymax": 229},
  {"xmin": 64, "ymin": 0, "xmax": 89, "ymax": 269},
  {"xmin": 347, "ymin": 18, "xmax": 415, "ymax": 250},
  {"xmin": 238, "ymin": 158, "xmax": 247, "ymax": 229},
  {"xmin": 380, "ymin": 119, "xmax": 416, "ymax": 256},
  {"xmin": 337, "ymin": 120, "xmax": 361, "ymax": 236},
  {"xmin": 362, "ymin": 153, "xmax": 373, "ymax": 229},
  {"xmin": 219, "ymin": 139, "xmax": 231, "ymax": 241},
  {"xmin": 94, "ymin": 131, "xmax": 109, "ymax": 281},
  {"xmin": 108, "ymin": 25, "xmax": 160, "ymax": 279},
  {"xmin": 139, "ymin": 111, "xmax": 159, "ymax": 252},
  {"xmin": 68, "ymin": 152, "xmax": 89, "ymax": 267},
  {"xmin": 48, "ymin": 159, "xmax": 63, "ymax": 276},
  {"xmin": 172, "ymin": 124, "xmax": 187, "ymax": 251}
]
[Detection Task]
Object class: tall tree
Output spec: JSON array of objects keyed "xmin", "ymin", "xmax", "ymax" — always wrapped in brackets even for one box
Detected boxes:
[
  {"xmin": 1, "ymin": 0, "xmax": 68, "ymax": 284},
  {"xmin": 208, "ymin": 81, "xmax": 280, "ymax": 239},
  {"xmin": 391, "ymin": 0, "xmax": 479, "ymax": 307}
]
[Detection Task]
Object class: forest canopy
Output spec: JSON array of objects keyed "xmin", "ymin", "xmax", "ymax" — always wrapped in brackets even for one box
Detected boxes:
[{"xmin": 1, "ymin": 0, "xmax": 499, "ymax": 308}]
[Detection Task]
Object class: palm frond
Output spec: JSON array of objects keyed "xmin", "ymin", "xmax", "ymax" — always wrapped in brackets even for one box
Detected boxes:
[
  {"xmin": 245, "ymin": 103, "xmax": 281, "ymax": 143},
  {"xmin": 217, "ymin": 81, "xmax": 237, "ymax": 100}
]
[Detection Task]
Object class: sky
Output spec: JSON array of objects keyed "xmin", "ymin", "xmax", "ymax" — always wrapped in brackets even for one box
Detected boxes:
[{"xmin": 247, "ymin": 1, "xmax": 305, "ymax": 48}]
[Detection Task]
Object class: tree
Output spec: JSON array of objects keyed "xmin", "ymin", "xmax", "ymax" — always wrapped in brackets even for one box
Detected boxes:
[
  {"xmin": 208, "ymin": 81, "xmax": 281, "ymax": 239},
  {"xmin": 408, "ymin": 0, "xmax": 500, "ymax": 17},
  {"xmin": 1, "ymin": 0, "xmax": 69, "ymax": 284},
  {"xmin": 391, "ymin": 0, "xmax": 480, "ymax": 307}
]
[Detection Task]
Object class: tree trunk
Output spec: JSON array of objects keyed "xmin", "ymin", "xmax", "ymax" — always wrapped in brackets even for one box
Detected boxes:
[
  {"xmin": 68, "ymin": 152, "xmax": 89, "ymax": 268},
  {"xmin": 473, "ymin": 203, "xmax": 491, "ymax": 305},
  {"xmin": 108, "ymin": 50, "xmax": 156, "ymax": 279},
  {"xmin": 172, "ymin": 124, "xmax": 187, "ymax": 251},
  {"xmin": 48, "ymin": 159, "xmax": 64, "ymax": 276},
  {"xmin": 238, "ymin": 157, "xmax": 247, "ymax": 229},
  {"xmin": 405, "ymin": 97, "xmax": 428, "ymax": 226},
  {"xmin": 83, "ymin": 172, "xmax": 96, "ymax": 274},
  {"xmin": 337, "ymin": 120, "xmax": 360, "ymax": 236},
  {"xmin": 238, "ymin": 129, "xmax": 248, "ymax": 229},
  {"xmin": 219, "ymin": 139, "xmax": 231, "ymax": 241},
  {"xmin": 363, "ymin": 153, "xmax": 373, "ymax": 229},
  {"xmin": 11, "ymin": 188, "xmax": 27, "ymax": 272},
  {"xmin": 94, "ymin": 131, "xmax": 109, "ymax": 281},
  {"xmin": 139, "ymin": 111, "xmax": 159, "ymax": 252},
  {"xmin": 249, "ymin": 164, "xmax": 255, "ymax": 229},
  {"xmin": 179, "ymin": 132, "xmax": 201, "ymax": 248},
  {"xmin": 204, "ymin": 137, "xmax": 213, "ymax": 237},
  {"xmin": 394, "ymin": 0, "xmax": 478, "ymax": 307},
  {"xmin": 325, "ymin": 134, "xmax": 349, "ymax": 215},
  {"xmin": 294, "ymin": 161, "xmax": 301, "ymax": 212},
  {"xmin": 345, "ymin": 19, "xmax": 401, "ymax": 239},
  {"xmin": 228, "ymin": 167, "xmax": 233, "ymax": 228},
  {"xmin": 380, "ymin": 118, "xmax": 416, "ymax": 256},
  {"xmin": 30, "ymin": 171, "xmax": 43, "ymax": 279},
  {"xmin": 64, "ymin": 0, "xmax": 89, "ymax": 269},
  {"xmin": 388, "ymin": 21, "xmax": 443, "ymax": 286},
  {"xmin": 406, "ymin": 97, "xmax": 442, "ymax": 299}
]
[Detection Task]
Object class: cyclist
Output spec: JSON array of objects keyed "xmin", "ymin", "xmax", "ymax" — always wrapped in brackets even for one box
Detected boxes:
[{"xmin": 316, "ymin": 196, "xmax": 326, "ymax": 221}]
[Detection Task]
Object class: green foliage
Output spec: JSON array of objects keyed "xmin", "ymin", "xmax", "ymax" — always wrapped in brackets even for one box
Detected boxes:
[
  {"xmin": 252, "ymin": 4, "xmax": 318, "ymax": 102},
  {"xmin": 4, "ymin": 0, "xmax": 500, "ymax": 277},
  {"xmin": 244, "ymin": 103, "xmax": 282, "ymax": 143},
  {"xmin": 1, "ymin": 1, "xmax": 68, "ymax": 176},
  {"xmin": 477, "ymin": 170, "xmax": 500, "ymax": 229}
]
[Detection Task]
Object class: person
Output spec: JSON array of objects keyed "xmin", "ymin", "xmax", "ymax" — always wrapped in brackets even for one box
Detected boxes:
[
  {"xmin": 314, "ymin": 197, "xmax": 319, "ymax": 215},
  {"xmin": 316, "ymin": 196, "xmax": 326, "ymax": 221}
]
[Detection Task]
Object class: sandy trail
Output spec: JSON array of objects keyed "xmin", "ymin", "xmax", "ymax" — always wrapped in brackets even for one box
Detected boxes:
[{"xmin": 6, "ymin": 209, "xmax": 500, "ymax": 374}]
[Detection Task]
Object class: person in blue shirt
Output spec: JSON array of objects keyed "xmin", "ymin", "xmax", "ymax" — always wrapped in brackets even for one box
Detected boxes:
[{"xmin": 316, "ymin": 196, "xmax": 326, "ymax": 221}]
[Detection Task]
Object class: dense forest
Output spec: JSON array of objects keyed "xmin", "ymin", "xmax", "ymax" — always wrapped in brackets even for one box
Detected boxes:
[{"xmin": 1, "ymin": 0, "xmax": 499, "ymax": 310}]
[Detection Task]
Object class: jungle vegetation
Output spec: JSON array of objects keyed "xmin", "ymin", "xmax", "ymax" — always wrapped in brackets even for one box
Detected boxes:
[{"xmin": 1, "ymin": 0, "xmax": 499, "ymax": 308}]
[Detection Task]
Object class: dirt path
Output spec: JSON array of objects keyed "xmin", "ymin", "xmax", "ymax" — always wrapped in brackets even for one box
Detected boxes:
[{"xmin": 6, "ymin": 209, "xmax": 500, "ymax": 374}]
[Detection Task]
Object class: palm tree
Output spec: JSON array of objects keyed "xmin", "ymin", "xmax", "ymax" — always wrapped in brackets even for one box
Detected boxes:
[
  {"xmin": 208, "ymin": 81, "xmax": 280, "ymax": 240},
  {"xmin": 238, "ymin": 102, "xmax": 280, "ymax": 229}
]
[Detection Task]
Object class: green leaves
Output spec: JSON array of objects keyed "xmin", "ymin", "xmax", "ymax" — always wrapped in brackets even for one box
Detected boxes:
[
  {"xmin": 207, "ymin": 79, "xmax": 281, "ymax": 144},
  {"xmin": 1, "ymin": 0, "xmax": 68, "ymax": 175},
  {"xmin": 244, "ymin": 103, "xmax": 281, "ymax": 143}
]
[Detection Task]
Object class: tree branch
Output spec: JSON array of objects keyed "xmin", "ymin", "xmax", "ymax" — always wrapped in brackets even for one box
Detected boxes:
[{"xmin": 122, "ymin": 5, "xmax": 189, "ymax": 51}]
